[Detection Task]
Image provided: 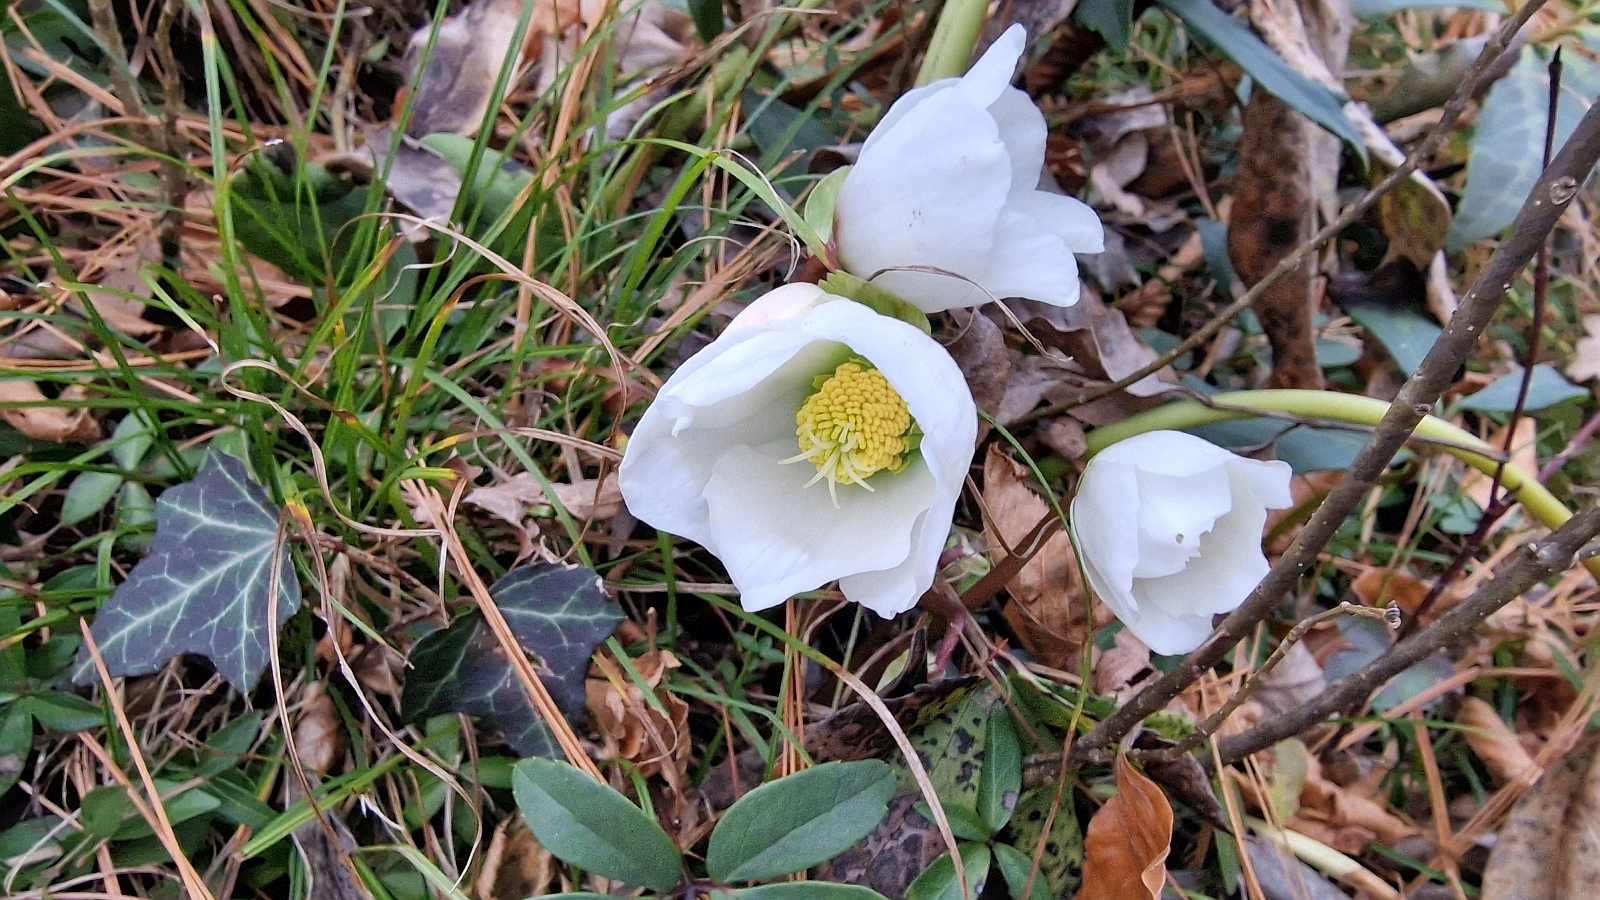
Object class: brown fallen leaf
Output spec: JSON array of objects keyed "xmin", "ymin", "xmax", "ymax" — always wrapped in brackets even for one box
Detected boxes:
[
  {"xmin": 1482, "ymin": 731, "xmax": 1600, "ymax": 900},
  {"xmin": 981, "ymin": 445, "xmax": 1110, "ymax": 671},
  {"xmin": 1077, "ymin": 752, "xmax": 1173, "ymax": 900},
  {"xmin": 945, "ymin": 308, "xmax": 1011, "ymax": 425},
  {"xmin": 477, "ymin": 816, "xmax": 554, "ymax": 900},
  {"xmin": 402, "ymin": 0, "xmax": 554, "ymax": 137},
  {"xmin": 0, "ymin": 381, "xmax": 100, "ymax": 443},
  {"xmin": 1458, "ymin": 696, "xmax": 1539, "ymax": 787},
  {"xmin": 465, "ymin": 471, "xmax": 623, "ymax": 525},
  {"xmin": 587, "ymin": 648, "xmax": 691, "ymax": 787},
  {"xmin": 1568, "ymin": 315, "xmax": 1600, "ymax": 383},
  {"xmin": 293, "ymin": 681, "xmax": 343, "ymax": 777}
]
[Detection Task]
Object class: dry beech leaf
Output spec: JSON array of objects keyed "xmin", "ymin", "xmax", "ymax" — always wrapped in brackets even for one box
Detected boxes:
[
  {"xmin": 1078, "ymin": 752, "xmax": 1173, "ymax": 900},
  {"xmin": 1252, "ymin": 642, "xmax": 1325, "ymax": 718},
  {"xmin": 477, "ymin": 816, "xmax": 554, "ymax": 900},
  {"xmin": 1568, "ymin": 315, "xmax": 1600, "ymax": 383},
  {"xmin": 1458, "ymin": 696, "xmax": 1539, "ymax": 787},
  {"xmin": 1350, "ymin": 567, "xmax": 1433, "ymax": 618},
  {"xmin": 946, "ymin": 308, "xmax": 1011, "ymax": 424},
  {"xmin": 402, "ymin": 0, "xmax": 552, "ymax": 137},
  {"xmin": 981, "ymin": 445, "xmax": 1109, "ymax": 670},
  {"xmin": 294, "ymin": 681, "xmax": 344, "ymax": 777},
  {"xmin": 465, "ymin": 471, "xmax": 623, "ymax": 525},
  {"xmin": 1482, "ymin": 731, "xmax": 1600, "ymax": 900},
  {"xmin": 0, "ymin": 381, "xmax": 100, "ymax": 443},
  {"xmin": 585, "ymin": 648, "xmax": 690, "ymax": 786}
]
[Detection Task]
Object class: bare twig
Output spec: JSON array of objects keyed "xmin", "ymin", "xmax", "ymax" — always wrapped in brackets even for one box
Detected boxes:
[
  {"xmin": 1171, "ymin": 602, "xmax": 1390, "ymax": 756},
  {"xmin": 1026, "ymin": 0, "xmax": 1549, "ymax": 421},
  {"xmin": 1071, "ymin": 87, "xmax": 1600, "ymax": 765},
  {"xmin": 1216, "ymin": 504, "xmax": 1600, "ymax": 764}
]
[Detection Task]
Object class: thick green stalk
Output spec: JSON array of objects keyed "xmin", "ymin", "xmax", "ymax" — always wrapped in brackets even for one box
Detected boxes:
[
  {"xmin": 916, "ymin": 0, "xmax": 989, "ymax": 84},
  {"xmin": 1085, "ymin": 389, "xmax": 1597, "ymax": 576}
]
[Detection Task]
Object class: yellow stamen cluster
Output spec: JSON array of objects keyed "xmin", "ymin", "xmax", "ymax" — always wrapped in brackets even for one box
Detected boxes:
[{"xmin": 783, "ymin": 361, "xmax": 913, "ymax": 505}]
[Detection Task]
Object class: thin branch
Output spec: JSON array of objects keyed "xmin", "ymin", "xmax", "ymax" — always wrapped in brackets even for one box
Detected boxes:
[
  {"xmin": 1216, "ymin": 503, "xmax": 1600, "ymax": 764},
  {"xmin": 1023, "ymin": 0, "xmax": 1548, "ymax": 422},
  {"xmin": 1071, "ymin": 89, "xmax": 1600, "ymax": 765}
]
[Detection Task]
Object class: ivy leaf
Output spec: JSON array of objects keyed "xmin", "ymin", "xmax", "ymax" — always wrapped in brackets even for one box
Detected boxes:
[
  {"xmin": 72, "ymin": 452, "xmax": 298, "ymax": 692},
  {"xmin": 1450, "ymin": 47, "xmax": 1600, "ymax": 249},
  {"xmin": 402, "ymin": 563, "xmax": 622, "ymax": 757}
]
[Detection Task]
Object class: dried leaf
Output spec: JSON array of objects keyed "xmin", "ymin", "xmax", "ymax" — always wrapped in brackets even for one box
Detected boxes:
[
  {"xmin": 1482, "ymin": 731, "xmax": 1600, "ymax": 900},
  {"xmin": 1252, "ymin": 643, "xmax": 1325, "ymax": 717},
  {"xmin": 946, "ymin": 309, "xmax": 1011, "ymax": 423},
  {"xmin": 0, "ymin": 381, "xmax": 99, "ymax": 443},
  {"xmin": 586, "ymin": 648, "xmax": 691, "ymax": 785},
  {"xmin": 1568, "ymin": 315, "xmax": 1600, "ymax": 383},
  {"xmin": 1006, "ymin": 292, "xmax": 1175, "ymax": 398},
  {"xmin": 477, "ymin": 817, "xmax": 554, "ymax": 900},
  {"xmin": 402, "ymin": 0, "xmax": 549, "ymax": 137},
  {"xmin": 982, "ymin": 445, "xmax": 1108, "ymax": 670},
  {"xmin": 1077, "ymin": 752, "xmax": 1172, "ymax": 900},
  {"xmin": 293, "ymin": 681, "xmax": 343, "ymax": 777},
  {"xmin": 465, "ymin": 471, "xmax": 624, "ymax": 526},
  {"xmin": 1458, "ymin": 696, "xmax": 1539, "ymax": 786}
]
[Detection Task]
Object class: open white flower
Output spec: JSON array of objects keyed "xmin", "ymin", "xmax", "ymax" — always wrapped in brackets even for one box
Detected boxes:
[
  {"xmin": 1069, "ymin": 431, "xmax": 1294, "ymax": 655},
  {"xmin": 618, "ymin": 284, "xmax": 977, "ymax": 617},
  {"xmin": 832, "ymin": 23, "xmax": 1104, "ymax": 313}
]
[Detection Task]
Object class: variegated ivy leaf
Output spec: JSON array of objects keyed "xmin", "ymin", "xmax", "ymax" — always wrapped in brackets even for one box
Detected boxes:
[
  {"xmin": 402, "ymin": 563, "xmax": 623, "ymax": 757},
  {"xmin": 73, "ymin": 452, "xmax": 299, "ymax": 691}
]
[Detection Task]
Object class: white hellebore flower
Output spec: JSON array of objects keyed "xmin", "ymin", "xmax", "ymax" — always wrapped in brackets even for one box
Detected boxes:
[
  {"xmin": 618, "ymin": 283, "xmax": 977, "ymax": 617},
  {"xmin": 1070, "ymin": 431, "xmax": 1294, "ymax": 656},
  {"xmin": 833, "ymin": 23, "xmax": 1104, "ymax": 313}
]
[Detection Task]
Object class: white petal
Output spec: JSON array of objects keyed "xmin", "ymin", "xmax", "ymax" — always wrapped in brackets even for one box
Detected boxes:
[
  {"xmin": 724, "ymin": 283, "xmax": 840, "ymax": 335},
  {"xmin": 955, "ymin": 24, "xmax": 1027, "ymax": 108},
  {"xmin": 1107, "ymin": 596, "xmax": 1221, "ymax": 657},
  {"xmin": 1014, "ymin": 190, "xmax": 1107, "ymax": 254},
  {"xmin": 987, "ymin": 87, "xmax": 1048, "ymax": 195},
  {"xmin": 1088, "ymin": 431, "xmax": 1250, "ymax": 478},
  {"xmin": 1230, "ymin": 455, "xmax": 1295, "ymax": 510},
  {"xmin": 620, "ymin": 326, "xmax": 840, "ymax": 544},
  {"xmin": 1069, "ymin": 457, "xmax": 1143, "ymax": 607},
  {"xmin": 862, "ymin": 82, "xmax": 949, "ymax": 156},
  {"xmin": 971, "ymin": 209, "xmax": 1082, "ymax": 309},
  {"xmin": 835, "ymin": 90, "xmax": 1011, "ymax": 312},
  {"xmin": 1129, "ymin": 467, "xmax": 1232, "ymax": 580},
  {"xmin": 703, "ymin": 442, "xmax": 937, "ymax": 611}
]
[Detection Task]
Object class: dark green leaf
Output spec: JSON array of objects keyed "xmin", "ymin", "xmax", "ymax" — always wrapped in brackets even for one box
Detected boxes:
[
  {"xmin": 1157, "ymin": 0, "xmax": 1363, "ymax": 152},
  {"xmin": 1073, "ymin": 0, "xmax": 1138, "ymax": 50},
  {"xmin": 1450, "ymin": 47, "xmax": 1600, "ymax": 248},
  {"xmin": 72, "ymin": 452, "xmax": 299, "ymax": 692},
  {"xmin": 999, "ymin": 787, "xmax": 1084, "ymax": 898},
  {"xmin": 706, "ymin": 760, "xmax": 897, "ymax": 882},
  {"xmin": 1343, "ymin": 302, "xmax": 1441, "ymax": 375},
  {"xmin": 402, "ymin": 562, "xmax": 622, "ymax": 758},
  {"xmin": 0, "ymin": 705, "xmax": 30, "ymax": 797},
  {"xmin": 992, "ymin": 842, "xmax": 1051, "ymax": 900},
  {"xmin": 511, "ymin": 757, "xmax": 683, "ymax": 891},
  {"xmin": 979, "ymin": 712, "xmax": 1022, "ymax": 834},
  {"xmin": 687, "ymin": 0, "xmax": 725, "ymax": 41},
  {"xmin": 81, "ymin": 780, "xmax": 221, "ymax": 841},
  {"xmin": 716, "ymin": 883, "xmax": 894, "ymax": 900},
  {"xmin": 743, "ymin": 90, "xmax": 838, "ymax": 170},
  {"xmin": 16, "ymin": 691, "xmax": 102, "ymax": 732},
  {"xmin": 1316, "ymin": 338, "xmax": 1363, "ymax": 368},
  {"xmin": 913, "ymin": 802, "xmax": 994, "ymax": 842},
  {"xmin": 905, "ymin": 843, "xmax": 990, "ymax": 900},
  {"xmin": 1457, "ymin": 364, "xmax": 1587, "ymax": 412}
]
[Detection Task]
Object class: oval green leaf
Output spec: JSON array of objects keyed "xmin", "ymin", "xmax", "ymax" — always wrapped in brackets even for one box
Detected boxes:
[
  {"xmin": 715, "ymin": 883, "xmax": 894, "ymax": 900},
  {"xmin": 706, "ymin": 759, "xmax": 896, "ymax": 883},
  {"xmin": 512, "ymin": 757, "xmax": 683, "ymax": 892},
  {"xmin": 905, "ymin": 843, "xmax": 991, "ymax": 900},
  {"xmin": 978, "ymin": 712, "xmax": 1022, "ymax": 834},
  {"xmin": 992, "ymin": 843, "xmax": 1051, "ymax": 900}
]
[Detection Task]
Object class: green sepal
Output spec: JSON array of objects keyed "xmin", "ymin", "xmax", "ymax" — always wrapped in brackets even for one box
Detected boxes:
[
  {"xmin": 819, "ymin": 272, "xmax": 932, "ymax": 334},
  {"xmin": 804, "ymin": 167, "xmax": 850, "ymax": 245}
]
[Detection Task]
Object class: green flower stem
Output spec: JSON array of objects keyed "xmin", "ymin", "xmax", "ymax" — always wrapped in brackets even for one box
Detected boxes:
[
  {"xmin": 1085, "ymin": 389, "xmax": 1600, "ymax": 578},
  {"xmin": 916, "ymin": 0, "xmax": 989, "ymax": 85}
]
